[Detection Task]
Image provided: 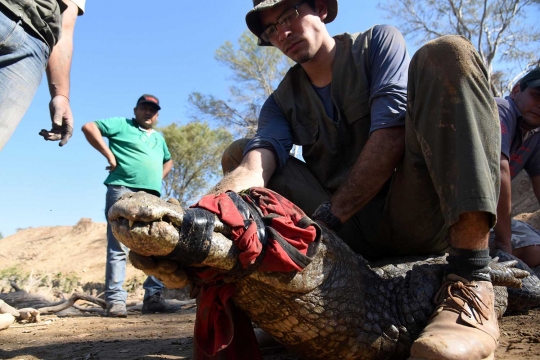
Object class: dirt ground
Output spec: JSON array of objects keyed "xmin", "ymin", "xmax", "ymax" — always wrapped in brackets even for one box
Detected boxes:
[
  {"xmin": 1, "ymin": 171, "xmax": 540, "ymax": 359},
  {"xmin": 0, "ymin": 307, "xmax": 539, "ymax": 360}
]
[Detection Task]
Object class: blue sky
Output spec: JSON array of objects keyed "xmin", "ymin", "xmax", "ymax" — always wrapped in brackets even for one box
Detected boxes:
[
  {"xmin": 0, "ymin": 1, "xmax": 396, "ymax": 237},
  {"xmin": 3, "ymin": 1, "xmax": 535, "ymax": 238}
]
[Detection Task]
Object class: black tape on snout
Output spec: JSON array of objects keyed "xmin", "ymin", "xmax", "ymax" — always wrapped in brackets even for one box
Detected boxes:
[
  {"xmin": 227, "ymin": 191, "xmax": 267, "ymax": 247},
  {"xmin": 166, "ymin": 193, "xmax": 268, "ymax": 279},
  {"xmin": 165, "ymin": 208, "xmax": 214, "ymax": 267}
]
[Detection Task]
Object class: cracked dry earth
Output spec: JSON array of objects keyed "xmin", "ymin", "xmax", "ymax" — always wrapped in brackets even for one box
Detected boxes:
[{"xmin": 0, "ymin": 308, "xmax": 539, "ymax": 359}]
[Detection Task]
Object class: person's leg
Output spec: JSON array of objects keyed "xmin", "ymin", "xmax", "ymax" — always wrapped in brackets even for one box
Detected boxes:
[
  {"xmin": 104, "ymin": 185, "xmax": 133, "ymax": 316},
  {"xmin": 403, "ymin": 35, "xmax": 500, "ymax": 360},
  {"xmin": 0, "ymin": 12, "xmax": 49, "ymax": 151},
  {"xmin": 503, "ymin": 219, "xmax": 540, "ymax": 268},
  {"xmin": 221, "ymin": 139, "xmax": 251, "ymax": 175},
  {"xmin": 143, "ymin": 276, "xmax": 163, "ymax": 300},
  {"xmin": 514, "ymin": 247, "xmax": 540, "ymax": 268},
  {"xmin": 141, "ymin": 275, "xmax": 182, "ymax": 314}
]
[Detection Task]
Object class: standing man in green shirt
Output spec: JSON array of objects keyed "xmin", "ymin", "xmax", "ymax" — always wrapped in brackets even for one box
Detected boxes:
[{"xmin": 82, "ymin": 94, "xmax": 179, "ymax": 317}]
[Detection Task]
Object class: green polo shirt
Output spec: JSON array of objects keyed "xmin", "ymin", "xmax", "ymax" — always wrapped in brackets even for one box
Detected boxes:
[{"xmin": 95, "ymin": 117, "xmax": 171, "ymax": 195}]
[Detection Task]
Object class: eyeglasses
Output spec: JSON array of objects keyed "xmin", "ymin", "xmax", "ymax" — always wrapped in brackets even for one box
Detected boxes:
[{"xmin": 260, "ymin": 0, "xmax": 306, "ymax": 43}]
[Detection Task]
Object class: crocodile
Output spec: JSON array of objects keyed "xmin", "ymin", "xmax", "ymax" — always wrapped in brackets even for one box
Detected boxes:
[{"xmin": 108, "ymin": 190, "xmax": 540, "ymax": 360}]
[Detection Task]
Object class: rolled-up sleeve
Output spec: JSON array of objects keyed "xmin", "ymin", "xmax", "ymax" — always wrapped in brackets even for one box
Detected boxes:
[
  {"xmin": 368, "ymin": 25, "xmax": 409, "ymax": 133},
  {"xmin": 244, "ymin": 94, "xmax": 293, "ymax": 169}
]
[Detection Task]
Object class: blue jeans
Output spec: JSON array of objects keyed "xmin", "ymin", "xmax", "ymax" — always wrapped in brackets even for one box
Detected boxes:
[
  {"xmin": 0, "ymin": 11, "xmax": 50, "ymax": 151},
  {"xmin": 105, "ymin": 185, "xmax": 164, "ymax": 304}
]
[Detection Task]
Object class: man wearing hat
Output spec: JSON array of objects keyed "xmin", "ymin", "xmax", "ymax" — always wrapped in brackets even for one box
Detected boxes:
[
  {"xmin": 128, "ymin": 0, "xmax": 501, "ymax": 357},
  {"xmin": 81, "ymin": 94, "xmax": 180, "ymax": 317},
  {"xmin": 209, "ymin": 0, "xmax": 503, "ymax": 358},
  {"xmin": 492, "ymin": 68, "xmax": 540, "ymax": 268}
]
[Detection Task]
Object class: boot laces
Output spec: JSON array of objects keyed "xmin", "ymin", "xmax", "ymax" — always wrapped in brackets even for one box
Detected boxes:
[{"xmin": 431, "ymin": 278, "xmax": 490, "ymax": 323}]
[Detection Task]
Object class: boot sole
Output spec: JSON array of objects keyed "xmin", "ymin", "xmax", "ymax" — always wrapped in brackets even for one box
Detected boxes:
[{"xmin": 106, "ymin": 312, "xmax": 127, "ymax": 318}]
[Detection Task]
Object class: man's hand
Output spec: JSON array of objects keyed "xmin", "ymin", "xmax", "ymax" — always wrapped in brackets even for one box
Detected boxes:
[
  {"xmin": 38, "ymin": 95, "xmax": 73, "ymax": 146},
  {"xmin": 129, "ymin": 252, "xmax": 190, "ymax": 289},
  {"xmin": 106, "ymin": 156, "xmax": 117, "ymax": 172}
]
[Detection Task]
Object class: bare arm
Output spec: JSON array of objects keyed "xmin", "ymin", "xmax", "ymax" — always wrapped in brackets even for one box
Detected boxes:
[
  {"xmin": 209, "ymin": 148, "xmax": 277, "ymax": 195},
  {"xmin": 38, "ymin": 1, "xmax": 79, "ymax": 146},
  {"xmin": 493, "ymin": 155, "xmax": 513, "ymax": 253},
  {"xmin": 81, "ymin": 122, "xmax": 117, "ymax": 172},
  {"xmin": 330, "ymin": 127, "xmax": 405, "ymax": 223},
  {"xmin": 162, "ymin": 159, "xmax": 173, "ymax": 179}
]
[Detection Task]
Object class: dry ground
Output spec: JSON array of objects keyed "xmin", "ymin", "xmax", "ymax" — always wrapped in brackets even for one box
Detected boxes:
[
  {"xmin": 1, "ymin": 171, "xmax": 539, "ymax": 359},
  {"xmin": 0, "ymin": 308, "xmax": 539, "ymax": 360}
]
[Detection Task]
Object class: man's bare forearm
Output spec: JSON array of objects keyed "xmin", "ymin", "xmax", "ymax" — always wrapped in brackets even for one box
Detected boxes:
[
  {"xmin": 331, "ymin": 126, "xmax": 405, "ymax": 223},
  {"xmin": 81, "ymin": 123, "xmax": 114, "ymax": 162},
  {"xmin": 209, "ymin": 148, "xmax": 277, "ymax": 195},
  {"xmin": 46, "ymin": 1, "xmax": 78, "ymax": 99},
  {"xmin": 493, "ymin": 156, "xmax": 512, "ymax": 252}
]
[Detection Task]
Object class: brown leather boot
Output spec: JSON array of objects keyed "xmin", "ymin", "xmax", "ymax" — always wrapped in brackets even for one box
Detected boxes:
[{"xmin": 409, "ymin": 274, "xmax": 499, "ymax": 360}]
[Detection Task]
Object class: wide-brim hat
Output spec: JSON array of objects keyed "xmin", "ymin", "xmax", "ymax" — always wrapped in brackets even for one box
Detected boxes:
[{"xmin": 246, "ymin": 0, "xmax": 338, "ymax": 46}]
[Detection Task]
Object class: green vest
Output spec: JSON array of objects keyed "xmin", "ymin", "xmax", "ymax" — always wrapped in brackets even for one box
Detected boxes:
[
  {"xmin": 273, "ymin": 30, "xmax": 373, "ymax": 192},
  {"xmin": 0, "ymin": 0, "xmax": 64, "ymax": 49}
]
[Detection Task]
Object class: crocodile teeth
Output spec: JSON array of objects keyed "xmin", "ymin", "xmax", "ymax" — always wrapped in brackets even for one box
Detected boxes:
[{"xmin": 129, "ymin": 220, "xmax": 134, "ymax": 229}]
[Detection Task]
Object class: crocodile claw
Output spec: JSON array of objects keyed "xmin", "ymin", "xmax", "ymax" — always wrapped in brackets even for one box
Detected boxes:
[{"xmin": 489, "ymin": 258, "xmax": 529, "ymax": 288}]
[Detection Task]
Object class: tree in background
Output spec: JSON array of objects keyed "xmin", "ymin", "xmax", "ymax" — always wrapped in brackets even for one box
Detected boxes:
[
  {"xmin": 160, "ymin": 121, "xmax": 233, "ymax": 207},
  {"xmin": 0, "ymin": 232, "xmax": 3, "ymax": 240},
  {"xmin": 188, "ymin": 30, "xmax": 293, "ymax": 137},
  {"xmin": 379, "ymin": 0, "xmax": 540, "ymax": 96}
]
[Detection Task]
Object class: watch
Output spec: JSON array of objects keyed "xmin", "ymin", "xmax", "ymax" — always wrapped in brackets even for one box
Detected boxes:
[{"xmin": 311, "ymin": 201, "xmax": 343, "ymax": 231}]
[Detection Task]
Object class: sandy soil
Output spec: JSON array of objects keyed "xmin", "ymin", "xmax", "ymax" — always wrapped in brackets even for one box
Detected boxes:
[
  {"xmin": 0, "ymin": 308, "xmax": 539, "ymax": 360},
  {"xmin": 1, "ymin": 171, "xmax": 539, "ymax": 359}
]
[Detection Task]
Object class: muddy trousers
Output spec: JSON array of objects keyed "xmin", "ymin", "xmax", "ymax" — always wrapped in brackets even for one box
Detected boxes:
[{"xmin": 222, "ymin": 36, "xmax": 500, "ymax": 260}]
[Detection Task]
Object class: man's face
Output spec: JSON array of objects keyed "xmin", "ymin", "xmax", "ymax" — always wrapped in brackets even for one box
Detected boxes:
[
  {"xmin": 133, "ymin": 103, "xmax": 159, "ymax": 129},
  {"xmin": 259, "ymin": 0, "xmax": 327, "ymax": 64},
  {"xmin": 511, "ymin": 84, "xmax": 540, "ymax": 131}
]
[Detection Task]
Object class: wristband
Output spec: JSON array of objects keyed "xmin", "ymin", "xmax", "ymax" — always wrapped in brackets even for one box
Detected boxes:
[{"xmin": 311, "ymin": 201, "xmax": 343, "ymax": 231}]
